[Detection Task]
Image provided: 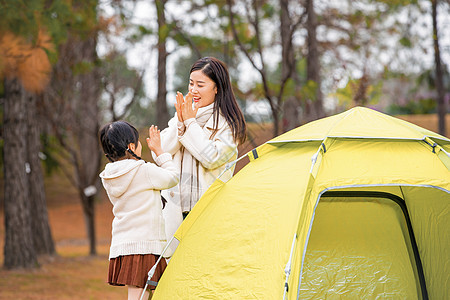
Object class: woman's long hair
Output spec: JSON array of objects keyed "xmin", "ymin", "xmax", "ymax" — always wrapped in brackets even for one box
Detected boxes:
[{"xmin": 190, "ymin": 57, "xmax": 246, "ymax": 144}]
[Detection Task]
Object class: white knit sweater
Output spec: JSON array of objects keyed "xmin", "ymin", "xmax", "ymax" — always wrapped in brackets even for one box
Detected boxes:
[
  {"xmin": 99, "ymin": 153, "xmax": 179, "ymax": 259},
  {"xmin": 153, "ymin": 112, "xmax": 238, "ymax": 255},
  {"xmin": 157, "ymin": 113, "xmax": 237, "ymax": 212}
]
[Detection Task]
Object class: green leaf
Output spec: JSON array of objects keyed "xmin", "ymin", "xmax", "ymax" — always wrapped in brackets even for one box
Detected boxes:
[
  {"xmin": 262, "ymin": 3, "xmax": 275, "ymax": 18},
  {"xmin": 399, "ymin": 36, "xmax": 412, "ymax": 47},
  {"xmin": 159, "ymin": 24, "xmax": 170, "ymax": 40},
  {"xmin": 72, "ymin": 61, "xmax": 94, "ymax": 75},
  {"xmin": 300, "ymin": 80, "xmax": 319, "ymax": 102}
]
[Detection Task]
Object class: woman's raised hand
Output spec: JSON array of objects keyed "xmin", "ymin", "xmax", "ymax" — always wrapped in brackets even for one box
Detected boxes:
[
  {"xmin": 175, "ymin": 91, "xmax": 199, "ymax": 122},
  {"xmin": 175, "ymin": 91, "xmax": 184, "ymax": 122},
  {"xmin": 181, "ymin": 92, "xmax": 199, "ymax": 120},
  {"xmin": 146, "ymin": 125, "xmax": 163, "ymax": 157}
]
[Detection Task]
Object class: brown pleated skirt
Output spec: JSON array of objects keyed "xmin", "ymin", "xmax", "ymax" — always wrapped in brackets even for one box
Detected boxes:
[{"xmin": 108, "ymin": 254, "xmax": 167, "ymax": 289}]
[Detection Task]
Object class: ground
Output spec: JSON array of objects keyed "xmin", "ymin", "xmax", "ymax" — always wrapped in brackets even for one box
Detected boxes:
[
  {"xmin": 0, "ymin": 182, "xmax": 127, "ymax": 299},
  {"xmin": 0, "ymin": 116, "xmax": 448, "ymax": 299}
]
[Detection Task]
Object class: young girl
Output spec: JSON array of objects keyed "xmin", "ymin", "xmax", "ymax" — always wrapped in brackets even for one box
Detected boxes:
[
  {"xmin": 99, "ymin": 121, "xmax": 179, "ymax": 300},
  {"xmin": 153, "ymin": 57, "xmax": 246, "ymax": 247}
]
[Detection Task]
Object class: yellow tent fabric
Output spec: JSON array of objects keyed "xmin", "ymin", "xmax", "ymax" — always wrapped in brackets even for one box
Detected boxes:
[{"xmin": 154, "ymin": 107, "xmax": 450, "ymax": 299}]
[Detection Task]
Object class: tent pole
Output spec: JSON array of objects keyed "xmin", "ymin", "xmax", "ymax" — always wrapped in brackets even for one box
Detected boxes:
[
  {"xmin": 283, "ymin": 233, "xmax": 297, "ymax": 300},
  {"xmin": 217, "ymin": 151, "xmax": 252, "ymax": 179},
  {"xmin": 294, "ymin": 142, "xmax": 327, "ymax": 298},
  {"xmin": 139, "ymin": 235, "xmax": 177, "ymax": 300}
]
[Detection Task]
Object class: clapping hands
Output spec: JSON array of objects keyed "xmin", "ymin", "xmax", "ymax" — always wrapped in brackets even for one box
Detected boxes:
[
  {"xmin": 175, "ymin": 91, "xmax": 199, "ymax": 122},
  {"xmin": 146, "ymin": 125, "xmax": 163, "ymax": 157}
]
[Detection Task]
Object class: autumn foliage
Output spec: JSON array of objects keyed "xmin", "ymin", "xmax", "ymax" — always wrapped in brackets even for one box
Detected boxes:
[{"xmin": 0, "ymin": 30, "xmax": 54, "ymax": 93}]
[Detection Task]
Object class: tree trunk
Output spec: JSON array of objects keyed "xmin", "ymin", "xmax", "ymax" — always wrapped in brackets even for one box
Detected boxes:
[
  {"xmin": 38, "ymin": 2, "xmax": 102, "ymax": 257},
  {"xmin": 46, "ymin": 33, "xmax": 102, "ymax": 256},
  {"xmin": 156, "ymin": 0, "xmax": 170, "ymax": 128},
  {"xmin": 280, "ymin": 0, "xmax": 302, "ymax": 132},
  {"xmin": 3, "ymin": 78, "xmax": 37, "ymax": 269},
  {"xmin": 27, "ymin": 94, "xmax": 55, "ymax": 256},
  {"xmin": 280, "ymin": 0, "xmax": 295, "ymax": 82},
  {"xmin": 77, "ymin": 34, "xmax": 102, "ymax": 256},
  {"xmin": 306, "ymin": 0, "xmax": 324, "ymax": 120},
  {"xmin": 271, "ymin": 103, "xmax": 280, "ymax": 137},
  {"xmin": 80, "ymin": 194, "xmax": 96, "ymax": 256},
  {"xmin": 283, "ymin": 97, "xmax": 301, "ymax": 132},
  {"xmin": 432, "ymin": 0, "xmax": 446, "ymax": 136}
]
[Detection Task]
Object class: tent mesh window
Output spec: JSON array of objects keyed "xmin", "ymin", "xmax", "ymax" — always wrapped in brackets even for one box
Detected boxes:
[{"xmin": 300, "ymin": 191, "xmax": 427, "ymax": 300}]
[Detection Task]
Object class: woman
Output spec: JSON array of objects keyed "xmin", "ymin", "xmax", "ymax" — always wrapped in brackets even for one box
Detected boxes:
[{"xmin": 153, "ymin": 57, "xmax": 246, "ymax": 249}]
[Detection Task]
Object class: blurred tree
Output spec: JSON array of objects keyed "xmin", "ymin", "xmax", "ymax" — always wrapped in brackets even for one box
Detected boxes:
[
  {"xmin": 172, "ymin": 54, "xmax": 198, "ymax": 95},
  {"xmin": 333, "ymin": 75, "xmax": 383, "ymax": 108},
  {"xmin": 114, "ymin": 0, "xmax": 220, "ymax": 129},
  {"xmin": 167, "ymin": 0, "xmax": 234, "ymax": 60},
  {"xmin": 0, "ymin": 2, "xmax": 58, "ymax": 268},
  {"xmin": 223, "ymin": 0, "xmax": 330, "ymax": 135},
  {"xmin": 2, "ymin": 77, "xmax": 38, "ymax": 269},
  {"xmin": 155, "ymin": 0, "xmax": 170, "ymax": 127},
  {"xmin": 40, "ymin": 0, "xmax": 155, "ymax": 255},
  {"xmin": 226, "ymin": 0, "xmax": 301, "ymax": 136},
  {"xmin": 155, "ymin": 0, "xmax": 242, "ymax": 125},
  {"xmin": 28, "ymin": 94, "xmax": 55, "ymax": 257},
  {"xmin": 111, "ymin": 0, "xmax": 449, "ymax": 137},
  {"xmin": 100, "ymin": 51, "xmax": 145, "ymax": 122},
  {"xmin": 96, "ymin": 2, "xmax": 151, "ymax": 126},
  {"xmin": 280, "ymin": 0, "xmax": 304, "ymax": 131},
  {"xmin": 305, "ymin": 0, "xmax": 324, "ymax": 120},
  {"xmin": 41, "ymin": 1, "xmax": 102, "ymax": 255},
  {"xmin": 432, "ymin": 0, "xmax": 446, "ymax": 136}
]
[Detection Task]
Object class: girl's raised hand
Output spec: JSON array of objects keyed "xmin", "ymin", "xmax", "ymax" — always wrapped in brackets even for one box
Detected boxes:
[
  {"xmin": 181, "ymin": 92, "xmax": 199, "ymax": 120},
  {"xmin": 175, "ymin": 91, "xmax": 184, "ymax": 122},
  {"xmin": 146, "ymin": 125, "xmax": 163, "ymax": 157}
]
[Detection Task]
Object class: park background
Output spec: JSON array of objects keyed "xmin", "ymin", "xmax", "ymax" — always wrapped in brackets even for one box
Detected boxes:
[{"xmin": 0, "ymin": 0, "xmax": 449, "ymax": 299}]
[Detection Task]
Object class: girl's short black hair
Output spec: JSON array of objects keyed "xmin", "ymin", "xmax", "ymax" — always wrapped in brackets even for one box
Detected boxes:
[{"xmin": 99, "ymin": 121, "xmax": 141, "ymax": 162}]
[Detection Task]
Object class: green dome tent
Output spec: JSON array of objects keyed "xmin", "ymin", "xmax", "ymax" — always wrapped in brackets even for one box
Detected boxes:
[{"xmin": 154, "ymin": 107, "xmax": 450, "ymax": 299}]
